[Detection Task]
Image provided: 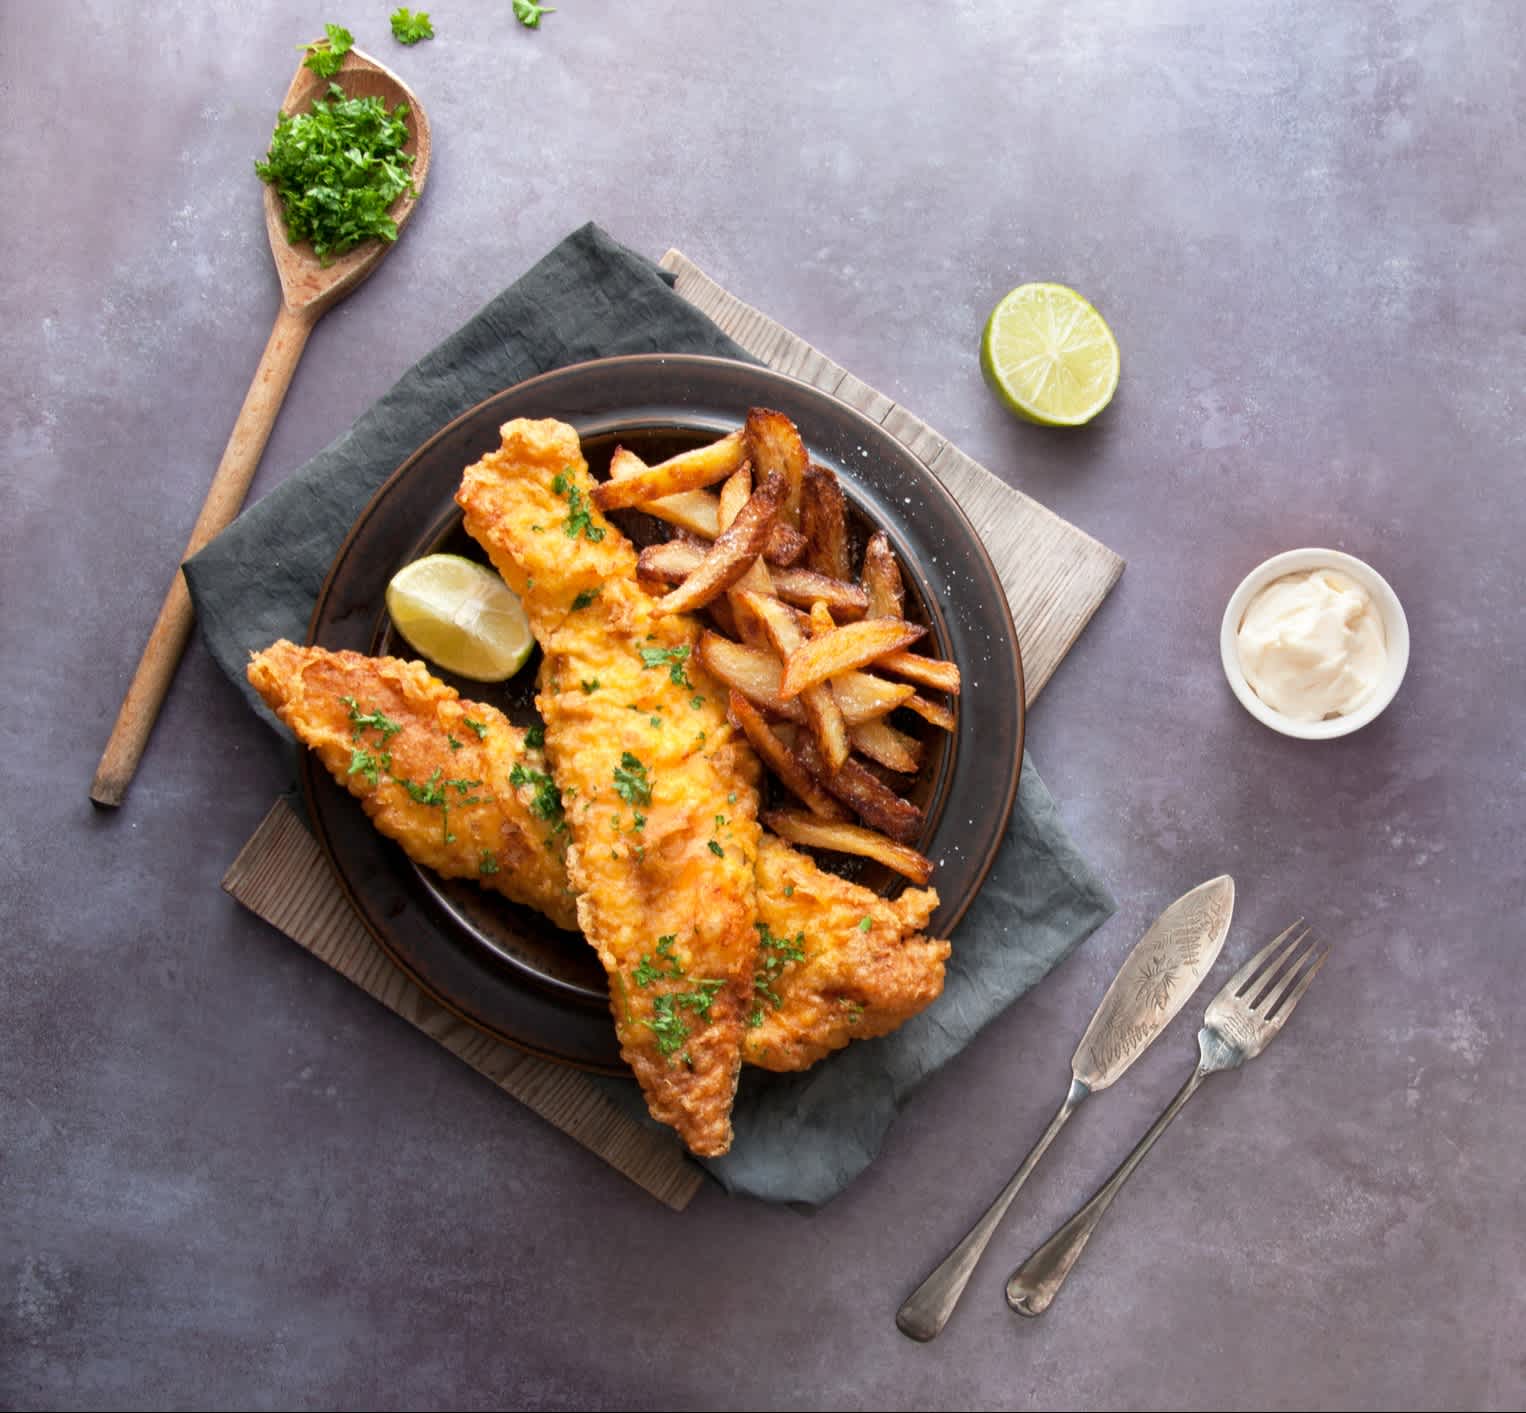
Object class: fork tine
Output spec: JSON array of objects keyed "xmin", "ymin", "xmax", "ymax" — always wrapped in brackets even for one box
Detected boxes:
[
  {"xmin": 1263, "ymin": 944, "xmax": 1331, "ymax": 1022},
  {"xmin": 1226, "ymin": 920, "xmax": 1306, "ymax": 999},
  {"xmin": 1248, "ymin": 929, "xmax": 1317, "ymax": 1009}
]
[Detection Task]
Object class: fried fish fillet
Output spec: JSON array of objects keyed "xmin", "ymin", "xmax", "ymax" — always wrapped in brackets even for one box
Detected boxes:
[
  {"xmin": 458, "ymin": 418, "xmax": 761, "ymax": 1157},
  {"xmin": 744, "ymin": 835, "xmax": 950, "ymax": 1070},
  {"xmin": 247, "ymin": 640, "xmax": 579, "ymax": 932},
  {"xmin": 252, "ymin": 638, "xmax": 951, "ymax": 1076}
]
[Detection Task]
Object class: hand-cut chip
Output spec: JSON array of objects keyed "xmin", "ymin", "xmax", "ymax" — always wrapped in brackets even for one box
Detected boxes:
[
  {"xmin": 901, "ymin": 692, "xmax": 957, "ymax": 731},
  {"xmin": 874, "ymin": 648, "xmax": 963, "ymax": 695},
  {"xmin": 861, "ymin": 531, "xmax": 905, "ymax": 620},
  {"xmin": 696, "ymin": 632, "xmax": 805, "ymax": 722},
  {"xmin": 776, "ymin": 617, "xmax": 927, "ymax": 700},
  {"xmin": 655, "ymin": 472, "xmax": 784, "ymax": 616},
  {"xmin": 825, "ymin": 670, "xmax": 916, "ymax": 723},
  {"xmin": 763, "ymin": 524, "xmax": 808, "ymax": 567},
  {"xmin": 638, "ymin": 544, "xmax": 869, "ymax": 620},
  {"xmin": 718, "ymin": 461, "xmax": 752, "ymax": 529},
  {"xmin": 736, "ymin": 589, "xmax": 851, "ymax": 769},
  {"xmin": 727, "ymin": 690, "xmax": 850, "ymax": 821},
  {"xmin": 794, "ymin": 738, "xmax": 924, "ymax": 843},
  {"xmin": 592, "ymin": 434, "xmax": 747, "ymax": 512},
  {"xmin": 746, "ymin": 408, "xmax": 809, "ymax": 527},
  {"xmin": 607, "ymin": 445, "xmax": 720, "ymax": 537},
  {"xmin": 771, "ymin": 567, "xmax": 867, "ymax": 618},
  {"xmin": 849, "ymin": 718, "xmax": 923, "ymax": 773},
  {"xmin": 764, "ymin": 809, "xmax": 934, "ymax": 885},
  {"xmin": 807, "ymin": 599, "xmax": 836, "ymax": 637},
  {"xmin": 801, "ymin": 464, "xmax": 852, "ymax": 580}
]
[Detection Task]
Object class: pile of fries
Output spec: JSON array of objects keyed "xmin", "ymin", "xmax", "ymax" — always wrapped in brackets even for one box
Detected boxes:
[{"xmin": 593, "ymin": 408, "xmax": 962, "ymax": 887}]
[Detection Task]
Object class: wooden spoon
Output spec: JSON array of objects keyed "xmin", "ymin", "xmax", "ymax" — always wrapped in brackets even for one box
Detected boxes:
[{"xmin": 91, "ymin": 49, "xmax": 431, "ymax": 806}]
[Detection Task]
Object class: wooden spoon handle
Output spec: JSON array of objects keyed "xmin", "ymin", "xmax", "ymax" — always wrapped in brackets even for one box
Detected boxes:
[{"xmin": 90, "ymin": 302, "xmax": 317, "ymax": 807}]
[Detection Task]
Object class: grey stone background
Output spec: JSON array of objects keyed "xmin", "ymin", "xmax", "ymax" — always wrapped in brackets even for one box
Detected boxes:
[{"xmin": 4, "ymin": 2, "xmax": 1522, "ymax": 1408}]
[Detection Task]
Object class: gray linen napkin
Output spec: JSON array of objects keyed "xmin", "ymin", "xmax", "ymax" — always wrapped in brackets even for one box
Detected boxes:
[{"xmin": 187, "ymin": 222, "xmax": 1116, "ymax": 1205}]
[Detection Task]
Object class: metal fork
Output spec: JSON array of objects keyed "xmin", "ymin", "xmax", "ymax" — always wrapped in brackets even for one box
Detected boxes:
[{"xmin": 1005, "ymin": 921, "xmax": 1330, "ymax": 1317}]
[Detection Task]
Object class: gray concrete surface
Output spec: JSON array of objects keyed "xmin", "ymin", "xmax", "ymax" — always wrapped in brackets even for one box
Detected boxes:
[{"xmin": 4, "ymin": 2, "xmax": 1523, "ymax": 1408}]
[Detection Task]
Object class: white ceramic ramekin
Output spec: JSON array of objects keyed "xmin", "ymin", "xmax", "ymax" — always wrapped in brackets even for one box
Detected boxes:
[{"xmin": 1219, "ymin": 547, "xmax": 1409, "ymax": 740}]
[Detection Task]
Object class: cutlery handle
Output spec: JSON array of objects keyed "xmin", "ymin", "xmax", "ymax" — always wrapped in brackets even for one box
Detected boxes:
[
  {"xmin": 897, "ymin": 1079, "xmax": 1088, "ymax": 1342},
  {"xmin": 1005, "ymin": 1066, "xmax": 1209, "ymax": 1317},
  {"xmin": 90, "ymin": 302, "xmax": 316, "ymax": 807}
]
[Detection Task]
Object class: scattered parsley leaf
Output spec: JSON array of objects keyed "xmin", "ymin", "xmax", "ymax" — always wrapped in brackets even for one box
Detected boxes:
[
  {"xmin": 464, "ymin": 717, "xmax": 489, "ymax": 739},
  {"xmin": 447, "ymin": 734, "xmax": 463, "ymax": 751},
  {"xmin": 300, "ymin": 23, "xmax": 354, "ymax": 78},
  {"xmin": 632, "ymin": 812, "xmax": 646, "ymax": 832},
  {"xmin": 613, "ymin": 752, "xmax": 652, "ymax": 807},
  {"xmin": 551, "ymin": 470, "xmax": 605, "ymax": 542},
  {"xmin": 690, "ymin": 694, "xmax": 705, "ymax": 710},
  {"xmin": 707, "ymin": 840, "xmax": 724, "ymax": 857},
  {"xmin": 478, "ymin": 850, "xmax": 500, "ymax": 875},
  {"xmin": 746, "ymin": 1007, "xmax": 765, "ymax": 1029},
  {"xmin": 340, "ymin": 697, "xmax": 402, "ymax": 742},
  {"xmin": 637, "ymin": 643, "xmax": 692, "ymax": 687},
  {"xmin": 513, "ymin": 0, "xmax": 556, "ymax": 28},
  {"xmin": 858, "ymin": 916, "xmax": 873, "ymax": 932},
  {"xmin": 752, "ymin": 923, "xmax": 807, "ymax": 1012},
  {"xmin": 571, "ymin": 587, "xmax": 601, "ymax": 610},
  {"xmin": 510, "ymin": 762, "xmax": 565, "ymax": 826},
  {"xmin": 346, "ymin": 746, "xmax": 391, "ymax": 788},
  {"xmin": 581, "ymin": 678, "xmax": 600, "ymax": 694},
  {"xmin": 524, "ymin": 722, "xmax": 544, "ymax": 748},
  {"xmin": 390, "ymin": 7, "xmax": 434, "ymax": 43}
]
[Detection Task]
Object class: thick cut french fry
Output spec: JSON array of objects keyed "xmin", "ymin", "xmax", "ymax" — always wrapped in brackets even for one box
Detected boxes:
[
  {"xmin": 592, "ymin": 434, "xmax": 747, "ymax": 512},
  {"xmin": 776, "ymin": 617, "xmax": 927, "ymax": 700},
  {"xmin": 745, "ymin": 408, "xmax": 809, "ymax": 528},
  {"xmin": 794, "ymin": 738, "xmax": 924, "ymax": 843},
  {"xmin": 726, "ymin": 690, "xmax": 851, "ymax": 821},
  {"xmin": 654, "ymin": 472, "xmax": 784, "ymax": 616},
  {"xmin": 763, "ymin": 524, "xmax": 808, "ymax": 567},
  {"xmin": 901, "ymin": 692, "xmax": 957, "ymax": 731},
  {"xmin": 808, "ymin": 600, "xmax": 835, "ymax": 637},
  {"xmin": 801, "ymin": 464, "xmax": 852, "ymax": 580},
  {"xmin": 861, "ymin": 531, "xmax": 905, "ymax": 620},
  {"xmin": 875, "ymin": 648, "xmax": 962, "ymax": 695},
  {"xmin": 849, "ymin": 718, "xmax": 923, "ymax": 773},
  {"xmin": 717, "ymin": 462, "xmax": 752, "ymax": 529},
  {"xmin": 738, "ymin": 589, "xmax": 850, "ymax": 769},
  {"xmin": 827, "ymin": 671, "xmax": 916, "ymax": 723},
  {"xmin": 607, "ymin": 446, "xmax": 721, "ymax": 538},
  {"xmin": 695, "ymin": 632, "xmax": 804, "ymax": 722},
  {"xmin": 764, "ymin": 809, "xmax": 934, "ymax": 886},
  {"xmin": 638, "ymin": 544, "xmax": 870, "ymax": 621}
]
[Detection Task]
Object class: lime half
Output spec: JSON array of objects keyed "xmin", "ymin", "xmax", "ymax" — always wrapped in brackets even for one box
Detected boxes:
[
  {"xmin": 980, "ymin": 283, "xmax": 1120, "ymax": 426},
  {"xmin": 385, "ymin": 554, "xmax": 533, "ymax": 682}
]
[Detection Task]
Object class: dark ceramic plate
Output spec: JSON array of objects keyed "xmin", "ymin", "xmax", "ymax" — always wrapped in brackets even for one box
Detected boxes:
[{"xmin": 304, "ymin": 354, "xmax": 1024, "ymax": 1072}]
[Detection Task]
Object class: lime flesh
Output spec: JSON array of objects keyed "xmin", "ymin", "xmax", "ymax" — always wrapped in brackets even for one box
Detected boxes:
[
  {"xmin": 980, "ymin": 282, "xmax": 1120, "ymax": 426},
  {"xmin": 384, "ymin": 554, "xmax": 534, "ymax": 682}
]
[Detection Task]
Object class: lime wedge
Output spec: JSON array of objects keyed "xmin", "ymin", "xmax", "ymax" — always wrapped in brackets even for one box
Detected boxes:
[
  {"xmin": 385, "ymin": 554, "xmax": 534, "ymax": 682},
  {"xmin": 980, "ymin": 283, "xmax": 1120, "ymax": 426}
]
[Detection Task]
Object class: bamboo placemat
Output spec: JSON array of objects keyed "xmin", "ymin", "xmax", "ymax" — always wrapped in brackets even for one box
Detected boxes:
[{"xmin": 222, "ymin": 253, "xmax": 1126, "ymax": 1209}]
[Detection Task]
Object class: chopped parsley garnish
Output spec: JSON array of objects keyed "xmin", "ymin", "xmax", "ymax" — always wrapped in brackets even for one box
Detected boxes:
[
  {"xmin": 389, "ymin": 8, "xmax": 434, "ymax": 44},
  {"xmin": 783, "ymin": 884, "xmax": 795, "ymax": 898},
  {"xmin": 581, "ymin": 678, "xmax": 600, "ymax": 694},
  {"xmin": 340, "ymin": 697, "xmax": 402, "ymax": 742},
  {"xmin": 346, "ymin": 746, "xmax": 391, "ymax": 788},
  {"xmin": 649, "ymin": 716, "xmax": 663, "ymax": 729},
  {"xmin": 715, "ymin": 815, "xmax": 727, "ymax": 829},
  {"xmin": 447, "ymin": 734, "xmax": 463, "ymax": 751},
  {"xmin": 513, "ymin": 0, "xmax": 556, "ymax": 28},
  {"xmin": 752, "ymin": 923, "xmax": 807, "ymax": 1013},
  {"xmin": 691, "ymin": 694, "xmax": 705, "ymax": 710},
  {"xmin": 398, "ymin": 768, "xmax": 446, "ymax": 807},
  {"xmin": 523, "ymin": 723, "xmax": 544, "ymax": 748},
  {"xmin": 464, "ymin": 717, "xmax": 489, "ymax": 740},
  {"xmin": 841, "ymin": 999, "xmax": 865, "ymax": 1025},
  {"xmin": 644, "ymin": 981, "xmax": 726, "ymax": 1058},
  {"xmin": 300, "ymin": 23, "xmax": 353, "ymax": 78},
  {"xmin": 746, "ymin": 1007, "xmax": 765, "ymax": 1029},
  {"xmin": 638, "ymin": 643, "xmax": 692, "ymax": 687},
  {"xmin": 255, "ymin": 83, "xmax": 416, "ymax": 265},
  {"xmin": 551, "ymin": 470, "xmax": 606, "ymax": 542},
  {"xmin": 510, "ymin": 762, "xmax": 565, "ymax": 831},
  {"xmin": 727, "ymin": 792, "xmax": 737, "ymax": 804},
  {"xmin": 707, "ymin": 840, "xmax": 725, "ymax": 858},
  {"xmin": 613, "ymin": 752, "xmax": 652, "ymax": 807},
  {"xmin": 634, "ymin": 935, "xmax": 683, "ymax": 987},
  {"xmin": 858, "ymin": 916, "xmax": 874, "ymax": 933},
  {"xmin": 632, "ymin": 812, "xmax": 646, "ymax": 832},
  {"xmin": 478, "ymin": 850, "xmax": 500, "ymax": 876},
  {"xmin": 571, "ymin": 587, "xmax": 601, "ymax": 611}
]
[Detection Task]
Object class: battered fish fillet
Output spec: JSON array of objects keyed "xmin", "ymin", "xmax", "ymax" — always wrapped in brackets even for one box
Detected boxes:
[
  {"xmin": 253, "ymin": 640, "xmax": 952, "ymax": 1075},
  {"xmin": 247, "ymin": 640, "xmax": 579, "ymax": 932},
  {"xmin": 744, "ymin": 835, "xmax": 950, "ymax": 1070},
  {"xmin": 458, "ymin": 419, "xmax": 761, "ymax": 1157}
]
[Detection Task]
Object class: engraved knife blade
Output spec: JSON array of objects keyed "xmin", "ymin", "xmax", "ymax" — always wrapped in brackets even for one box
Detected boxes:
[{"xmin": 1070, "ymin": 874, "xmax": 1235, "ymax": 1092}]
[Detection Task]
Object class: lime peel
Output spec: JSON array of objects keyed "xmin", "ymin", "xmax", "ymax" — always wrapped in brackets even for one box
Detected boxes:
[{"xmin": 385, "ymin": 554, "xmax": 534, "ymax": 682}]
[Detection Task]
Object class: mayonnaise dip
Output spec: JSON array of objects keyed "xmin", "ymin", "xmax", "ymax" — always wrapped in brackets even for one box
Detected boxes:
[{"xmin": 1235, "ymin": 568, "xmax": 1387, "ymax": 721}]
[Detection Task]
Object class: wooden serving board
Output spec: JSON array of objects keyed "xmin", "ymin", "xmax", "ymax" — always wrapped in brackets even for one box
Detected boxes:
[{"xmin": 222, "ymin": 252, "xmax": 1125, "ymax": 1210}]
